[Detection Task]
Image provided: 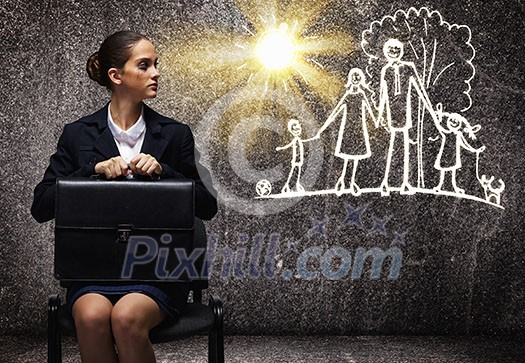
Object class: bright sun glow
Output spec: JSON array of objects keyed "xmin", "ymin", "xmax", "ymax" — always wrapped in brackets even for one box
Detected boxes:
[
  {"xmin": 256, "ymin": 23, "xmax": 297, "ymax": 70},
  {"xmin": 162, "ymin": 1, "xmax": 354, "ymax": 100}
]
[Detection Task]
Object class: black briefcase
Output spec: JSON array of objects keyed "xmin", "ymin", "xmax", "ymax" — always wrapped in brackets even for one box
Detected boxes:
[{"xmin": 54, "ymin": 177, "xmax": 194, "ymax": 281}]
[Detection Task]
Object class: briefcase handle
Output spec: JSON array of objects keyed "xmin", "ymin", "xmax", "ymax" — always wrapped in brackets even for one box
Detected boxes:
[{"xmin": 90, "ymin": 172, "xmax": 161, "ymax": 181}]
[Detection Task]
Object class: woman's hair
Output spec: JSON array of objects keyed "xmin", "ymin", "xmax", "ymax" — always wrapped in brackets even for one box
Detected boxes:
[{"xmin": 86, "ymin": 31, "xmax": 148, "ymax": 89}]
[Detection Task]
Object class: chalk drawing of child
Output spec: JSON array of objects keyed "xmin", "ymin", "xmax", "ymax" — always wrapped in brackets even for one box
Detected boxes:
[
  {"xmin": 276, "ymin": 119, "xmax": 308, "ymax": 194},
  {"xmin": 433, "ymin": 103, "xmax": 485, "ymax": 194}
]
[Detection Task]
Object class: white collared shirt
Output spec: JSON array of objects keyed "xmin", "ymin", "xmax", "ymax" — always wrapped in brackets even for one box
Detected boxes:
[{"xmin": 107, "ymin": 104, "xmax": 146, "ymax": 179}]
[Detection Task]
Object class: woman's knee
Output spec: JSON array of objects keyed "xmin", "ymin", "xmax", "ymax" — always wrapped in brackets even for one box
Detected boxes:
[
  {"xmin": 72, "ymin": 295, "xmax": 112, "ymax": 334},
  {"xmin": 111, "ymin": 294, "xmax": 165, "ymax": 342},
  {"xmin": 111, "ymin": 304, "xmax": 149, "ymax": 341}
]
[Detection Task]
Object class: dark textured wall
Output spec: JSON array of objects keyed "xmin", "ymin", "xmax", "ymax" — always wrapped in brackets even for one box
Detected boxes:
[{"xmin": 1, "ymin": 0, "xmax": 524, "ymax": 335}]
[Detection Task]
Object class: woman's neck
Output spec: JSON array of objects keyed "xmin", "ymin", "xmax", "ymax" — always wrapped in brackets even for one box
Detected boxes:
[
  {"xmin": 348, "ymin": 85, "xmax": 360, "ymax": 94},
  {"xmin": 109, "ymin": 95, "xmax": 142, "ymax": 131}
]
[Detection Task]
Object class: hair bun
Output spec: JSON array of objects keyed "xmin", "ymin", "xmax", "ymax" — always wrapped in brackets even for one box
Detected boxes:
[{"xmin": 86, "ymin": 51, "xmax": 105, "ymax": 86}]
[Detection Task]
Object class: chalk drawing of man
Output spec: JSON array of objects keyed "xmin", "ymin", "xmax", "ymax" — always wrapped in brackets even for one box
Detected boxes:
[{"xmin": 377, "ymin": 38, "xmax": 439, "ymax": 195}]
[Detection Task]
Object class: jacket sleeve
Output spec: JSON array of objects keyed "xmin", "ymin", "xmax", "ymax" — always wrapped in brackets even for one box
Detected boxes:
[
  {"xmin": 159, "ymin": 125, "xmax": 218, "ymax": 221},
  {"xmin": 31, "ymin": 125, "xmax": 97, "ymax": 223}
]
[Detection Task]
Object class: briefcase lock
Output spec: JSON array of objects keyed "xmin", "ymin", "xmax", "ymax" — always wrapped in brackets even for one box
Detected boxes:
[{"xmin": 117, "ymin": 224, "xmax": 134, "ymax": 243}]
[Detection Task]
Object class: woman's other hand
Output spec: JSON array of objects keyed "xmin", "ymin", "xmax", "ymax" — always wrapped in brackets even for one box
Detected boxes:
[
  {"xmin": 129, "ymin": 153, "xmax": 163, "ymax": 176},
  {"xmin": 94, "ymin": 156, "xmax": 129, "ymax": 179}
]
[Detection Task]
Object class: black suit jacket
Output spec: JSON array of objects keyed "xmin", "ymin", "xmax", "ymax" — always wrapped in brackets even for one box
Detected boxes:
[{"xmin": 31, "ymin": 103, "xmax": 217, "ymax": 223}]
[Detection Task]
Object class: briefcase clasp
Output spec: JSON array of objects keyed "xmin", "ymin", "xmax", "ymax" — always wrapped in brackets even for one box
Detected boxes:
[{"xmin": 117, "ymin": 224, "xmax": 134, "ymax": 243}]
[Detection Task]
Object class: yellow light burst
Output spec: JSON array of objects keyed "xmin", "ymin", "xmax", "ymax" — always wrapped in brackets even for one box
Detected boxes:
[
  {"xmin": 160, "ymin": 0, "xmax": 354, "ymax": 106},
  {"xmin": 255, "ymin": 23, "xmax": 298, "ymax": 70}
]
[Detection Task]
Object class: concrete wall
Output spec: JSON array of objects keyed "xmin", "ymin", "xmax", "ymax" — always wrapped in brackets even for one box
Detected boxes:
[{"xmin": 1, "ymin": 0, "xmax": 524, "ymax": 335}]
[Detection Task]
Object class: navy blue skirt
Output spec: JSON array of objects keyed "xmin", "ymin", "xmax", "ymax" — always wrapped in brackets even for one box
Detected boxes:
[{"xmin": 66, "ymin": 281, "xmax": 190, "ymax": 321}]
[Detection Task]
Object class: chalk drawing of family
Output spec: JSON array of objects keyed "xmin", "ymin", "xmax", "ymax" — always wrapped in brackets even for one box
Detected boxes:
[{"xmin": 267, "ymin": 37, "xmax": 503, "ymax": 207}]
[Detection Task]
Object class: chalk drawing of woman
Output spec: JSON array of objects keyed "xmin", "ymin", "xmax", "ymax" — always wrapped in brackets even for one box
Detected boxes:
[{"xmin": 310, "ymin": 68, "xmax": 377, "ymax": 196}]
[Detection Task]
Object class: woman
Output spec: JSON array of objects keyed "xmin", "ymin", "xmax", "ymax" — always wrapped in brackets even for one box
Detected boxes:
[
  {"xmin": 31, "ymin": 31, "xmax": 217, "ymax": 363},
  {"xmin": 311, "ymin": 68, "xmax": 376, "ymax": 196}
]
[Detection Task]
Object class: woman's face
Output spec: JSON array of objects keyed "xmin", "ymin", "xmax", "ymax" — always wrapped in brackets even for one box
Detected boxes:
[
  {"xmin": 117, "ymin": 39, "xmax": 160, "ymax": 101},
  {"xmin": 349, "ymin": 70, "xmax": 362, "ymax": 85}
]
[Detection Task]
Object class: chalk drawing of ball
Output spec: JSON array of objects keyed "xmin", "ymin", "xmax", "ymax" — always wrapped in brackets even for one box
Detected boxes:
[{"xmin": 256, "ymin": 179, "xmax": 272, "ymax": 196}]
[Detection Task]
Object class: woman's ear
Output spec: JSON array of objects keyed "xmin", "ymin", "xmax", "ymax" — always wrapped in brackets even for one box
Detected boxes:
[{"xmin": 108, "ymin": 67, "xmax": 122, "ymax": 87}]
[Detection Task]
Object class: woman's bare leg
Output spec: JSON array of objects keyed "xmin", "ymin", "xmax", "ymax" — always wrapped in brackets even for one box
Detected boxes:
[
  {"xmin": 111, "ymin": 293, "xmax": 167, "ymax": 363},
  {"xmin": 336, "ymin": 158, "xmax": 349, "ymax": 196},
  {"xmin": 72, "ymin": 293, "xmax": 118, "ymax": 363},
  {"xmin": 350, "ymin": 160, "xmax": 361, "ymax": 196}
]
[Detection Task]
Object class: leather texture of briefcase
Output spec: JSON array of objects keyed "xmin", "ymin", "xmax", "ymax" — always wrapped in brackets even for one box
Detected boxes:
[{"xmin": 54, "ymin": 177, "xmax": 195, "ymax": 281}]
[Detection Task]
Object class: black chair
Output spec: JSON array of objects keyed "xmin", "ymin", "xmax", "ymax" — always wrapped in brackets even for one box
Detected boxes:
[{"xmin": 47, "ymin": 218, "xmax": 224, "ymax": 363}]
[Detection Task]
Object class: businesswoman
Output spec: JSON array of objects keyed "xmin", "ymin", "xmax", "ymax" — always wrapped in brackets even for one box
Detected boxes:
[{"xmin": 31, "ymin": 31, "xmax": 217, "ymax": 363}]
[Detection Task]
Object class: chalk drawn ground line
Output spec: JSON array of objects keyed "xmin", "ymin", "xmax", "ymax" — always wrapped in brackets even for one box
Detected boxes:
[{"xmin": 255, "ymin": 187, "xmax": 504, "ymax": 209}]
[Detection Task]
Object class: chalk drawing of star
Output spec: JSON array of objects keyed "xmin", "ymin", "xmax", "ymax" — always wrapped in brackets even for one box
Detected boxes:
[
  {"xmin": 391, "ymin": 231, "xmax": 408, "ymax": 246},
  {"xmin": 307, "ymin": 218, "xmax": 328, "ymax": 238},
  {"xmin": 286, "ymin": 240, "xmax": 300, "ymax": 252},
  {"xmin": 368, "ymin": 215, "xmax": 391, "ymax": 237},
  {"xmin": 340, "ymin": 203, "xmax": 369, "ymax": 229}
]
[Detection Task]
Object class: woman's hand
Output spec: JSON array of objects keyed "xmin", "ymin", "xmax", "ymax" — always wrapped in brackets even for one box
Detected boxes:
[
  {"xmin": 129, "ymin": 153, "xmax": 163, "ymax": 176},
  {"xmin": 94, "ymin": 156, "xmax": 129, "ymax": 179}
]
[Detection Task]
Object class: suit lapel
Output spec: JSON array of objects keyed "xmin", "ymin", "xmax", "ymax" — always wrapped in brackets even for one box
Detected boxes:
[
  {"xmin": 93, "ymin": 127, "xmax": 120, "ymax": 159},
  {"xmin": 91, "ymin": 104, "xmax": 120, "ymax": 159},
  {"xmin": 140, "ymin": 129, "xmax": 168, "ymax": 160},
  {"xmin": 140, "ymin": 105, "xmax": 169, "ymax": 160}
]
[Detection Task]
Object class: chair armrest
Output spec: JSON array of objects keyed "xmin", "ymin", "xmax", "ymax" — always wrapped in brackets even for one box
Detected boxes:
[
  {"xmin": 49, "ymin": 294, "xmax": 61, "ymax": 313},
  {"xmin": 48, "ymin": 293, "xmax": 61, "ymax": 362},
  {"xmin": 208, "ymin": 295, "xmax": 223, "ymax": 330}
]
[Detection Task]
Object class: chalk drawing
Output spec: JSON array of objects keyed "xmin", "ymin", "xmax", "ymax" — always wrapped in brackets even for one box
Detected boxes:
[
  {"xmin": 275, "ymin": 119, "xmax": 309, "ymax": 194},
  {"xmin": 375, "ymin": 38, "xmax": 439, "ymax": 196},
  {"xmin": 308, "ymin": 68, "xmax": 377, "ymax": 196},
  {"xmin": 255, "ymin": 7, "xmax": 504, "ymax": 209}
]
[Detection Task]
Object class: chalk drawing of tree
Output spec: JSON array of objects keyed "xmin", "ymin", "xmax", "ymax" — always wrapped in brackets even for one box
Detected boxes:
[{"xmin": 361, "ymin": 7, "xmax": 476, "ymax": 187}]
